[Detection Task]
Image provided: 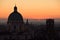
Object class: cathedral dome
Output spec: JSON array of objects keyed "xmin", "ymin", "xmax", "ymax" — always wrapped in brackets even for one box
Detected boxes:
[{"xmin": 7, "ymin": 6, "xmax": 23, "ymax": 24}]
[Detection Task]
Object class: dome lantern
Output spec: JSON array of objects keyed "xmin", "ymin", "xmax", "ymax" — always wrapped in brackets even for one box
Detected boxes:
[{"xmin": 14, "ymin": 5, "xmax": 17, "ymax": 12}]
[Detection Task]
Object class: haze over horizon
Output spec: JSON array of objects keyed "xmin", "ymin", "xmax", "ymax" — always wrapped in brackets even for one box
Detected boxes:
[{"xmin": 0, "ymin": 19, "xmax": 60, "ymax": 26}]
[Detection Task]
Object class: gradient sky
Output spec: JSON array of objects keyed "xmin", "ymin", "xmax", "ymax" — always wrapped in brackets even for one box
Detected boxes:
[{"xmin": 0, "ymin": 0, "xmax": 60, "ymax": 19}]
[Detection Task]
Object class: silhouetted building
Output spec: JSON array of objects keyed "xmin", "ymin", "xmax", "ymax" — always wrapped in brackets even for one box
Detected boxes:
[
  {"xmin": 46, "ymin": 19, "xmax": 54, "ymax": 30},
  {"xmin": 26, "ymin": 19, "xmax": 29, "ymax": 25},
  {"xmin": 46, "ymin": 19, "xmax": 55, "ymax": 40},
  {"xmin": 7, "ymin": 5, "xmax": 24, "ymax": 32}
]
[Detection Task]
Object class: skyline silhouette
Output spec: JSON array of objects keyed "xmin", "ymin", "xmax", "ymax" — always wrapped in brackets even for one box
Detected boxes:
[
  {"xmin": 0, "ymin": 0, "xmax": 60, "ymax": 40},
  {"xmin": 0, "ymin": 5, "xmax": 60, "ymax": 40}
]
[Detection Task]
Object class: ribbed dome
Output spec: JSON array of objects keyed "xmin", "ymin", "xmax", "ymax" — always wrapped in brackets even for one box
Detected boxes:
[
  {"xmin": 8, "ymin": 12, "xmax": 23, "ymax": 23},
  {"xmin": 7, "ymin": 6, "xmax": 23, "ymax": 24}
]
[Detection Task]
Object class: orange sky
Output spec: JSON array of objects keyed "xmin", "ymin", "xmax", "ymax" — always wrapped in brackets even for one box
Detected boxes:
[{"xmin": 0, "ymin": 0, "xmax": 60, "ymax": 19}]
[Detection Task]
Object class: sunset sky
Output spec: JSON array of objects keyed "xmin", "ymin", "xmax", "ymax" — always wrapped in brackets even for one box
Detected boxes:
[{"xmin": 0, "ymin": 0, "xmax": 60, "ymax": 19}]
